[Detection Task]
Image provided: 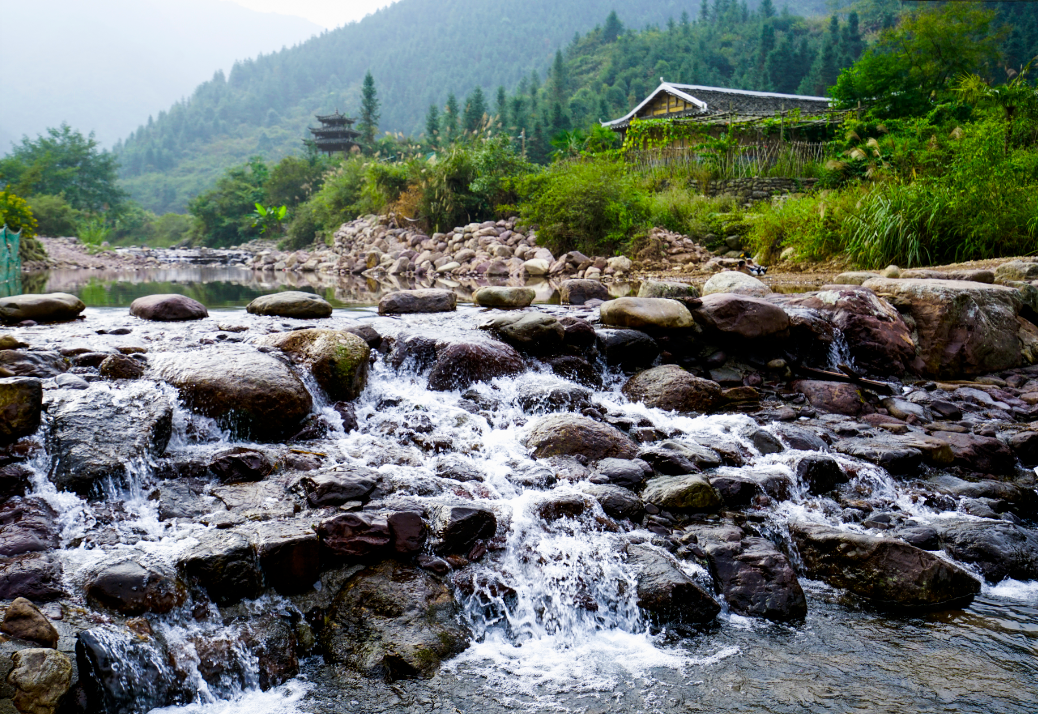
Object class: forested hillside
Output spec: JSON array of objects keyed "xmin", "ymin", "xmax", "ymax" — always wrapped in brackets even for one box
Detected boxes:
[{"xmin": 116, "ymin": 0, "xmax": 837, "ymax": 212}]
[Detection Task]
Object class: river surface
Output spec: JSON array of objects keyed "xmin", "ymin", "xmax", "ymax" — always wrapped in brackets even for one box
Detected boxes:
[{"xmin": 5, "ymin": 281, "xmax": 1038, "ymax": 714}]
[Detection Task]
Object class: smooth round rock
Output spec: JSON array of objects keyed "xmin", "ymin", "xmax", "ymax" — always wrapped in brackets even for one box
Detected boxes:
[
  {"xmin": 129, "ymin": 294, "xmax": 208, "ymax": 321},
  {"xmin": 246, "ymin": 291, "xmax": 333, "ymax": 318},
  {"xmin": 378, "ymin": 289, "xmax": 457, "ymax": 315},
  {"xmin": 637, "ymin": 280, "xmax": 700, "ymax": 300},
  {"xmin": 599, "ymin": 297, "xmax": 694, "ymax": 330},
  {"xmin": 702, "ymin": 272, "xmax": 771, "ymax": 297},
  {"xmin": 473, "ymin": 286, "xmax": 535, "ymax": 309},
  {"xmin": 0, "ymin": 293, "xmax": 85, "ymax": 324},
  {"xmin": 560, "ymin": 279, "xmax": 609, "ymax": 305}
]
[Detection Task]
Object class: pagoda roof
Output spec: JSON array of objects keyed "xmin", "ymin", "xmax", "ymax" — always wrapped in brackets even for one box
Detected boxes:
[{"xmin": 315, "ymin": 110, "xmax": 356, "ymax": 125}]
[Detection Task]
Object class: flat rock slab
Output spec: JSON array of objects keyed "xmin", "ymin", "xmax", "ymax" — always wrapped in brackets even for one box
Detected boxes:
[
  {"xmin": 129, "ymin": 294, "xmax": 208, "ymax": 321},
  {"xmin": 693, "ymin": 293, "xmax": 789, "ymax": 339},
  {"xmin": 0, "ymin": 293, "xmax": 84, "ymax": 324},
  {"xmin": 600, "ymin": 297, "xmax": 693, "ymax": 331},
  {"xmin": 246, "ymin": 291, "xmax": 333, "ymax": 318},
  {"xmin": 378, "ymin": 289, "xmax": 456, "ymax": 315}
]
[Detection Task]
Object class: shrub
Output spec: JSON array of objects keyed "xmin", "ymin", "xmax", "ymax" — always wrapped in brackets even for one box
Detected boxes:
[
  {"xmin": 27, "ymin": 194, "xmax": 81, "ymax": 237},
  {"xmin": 308, "ymin": 157, "xmax": 373, "ymax": 238},
  {"xmin": 516, "ymin": 157, "xmax": 648, "ymax": 256},
  {"xmin": 0, "ymin": 191, "xmax": 48, "ymax": 261},
  {"xmin": 283, "ymin": 202, "xmax": 322, "ymax": 251}
]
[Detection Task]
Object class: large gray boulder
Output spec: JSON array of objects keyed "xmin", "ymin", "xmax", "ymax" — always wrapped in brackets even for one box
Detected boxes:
[
  {"xmin": 560, "ymin": 279, "xmax": 609, "ymax": 305},
  {"xmin": 0, "ymin": 293, "xmax": 84, "ymax": 324},
  {"xmin": 427, "ymin": 340, "xmax": 525, "ymax": 391},
  {"xmin": 693, "ymin": 293, "xmax": 789, "ymax": 339},
  {"xmin": 641, "ymin": 474, "xmax": 722, "ymax": 511},
  {"xmin": 702, "ymin": 272, "xmax": 770, "ymax": 297},
  {"xmin": 599, "ymin": 297, "xmax": 694, "ymax": 331},
  {"xmin": 177, "ymin": 530, "xmax": 263, "ymax": 605},
  {"xmin": 524, "ymin": 414, "xmax": 637, "ymax": 461},
  {"xmin": 637, "ymin": 280, "xmax": 700, "ymax": 300},
  {"xmin": 479, "ymin": 312, "xmax": 564, "ymax": 355},
  {"xmin": 936, "ymin": 520, "xmax": 1038, "ymax": 583},
  {"xmin": 151, "ymin": 346, "xmax": 313, "ymax": 441},
  {"xmin": 0, "ymin": 377, "xmax": 42, "ymax": 444},
  {"xmin": 321, "ymin": 561, "xmax": 469, "ymax": 680},
  {"xmin": 627, "ymin": 544, "xmax": 720, "ymax": 623},
  {"xmin": 623, "ymin": 365, "xmax": 721, "ymax": 412},
  {"xmin": 472, "ymin": 286, "xmax": 535, "ymax": 309},
  {"xmin": 47, "ymin": 384, "xmax": 173, "ymax": 494},
  {"xmin": 791, "ymin": 522, "xmax": 980, "ymax": 609},
  {"xmin": 246, "ymin": 291, "xmax": 333, "ymax": 318},
  {"xmin": 129, "ymin": 293, "xmax": 208, "ymax": 321},
  {"xmin": 378, "ymin": 289, "xmax": 456, "ymax": 315},
  {"xmin": 256, "ymin": 328, "xmax": 370, "ymax": 401}
]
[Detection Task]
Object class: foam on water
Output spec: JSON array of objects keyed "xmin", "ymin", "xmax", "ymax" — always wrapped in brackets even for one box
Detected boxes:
[
  {"xmin": 146, "ymin": 680, "xmax": 312, "ymax": 714},
  {"xmin": 984, "ymin": 578, "xmax": 1038, "ymax": 603}
]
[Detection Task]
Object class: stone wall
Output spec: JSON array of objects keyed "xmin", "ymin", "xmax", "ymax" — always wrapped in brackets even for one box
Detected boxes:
[{"xmin": 705, "ymin": 177, "xmax": 819, "ymax": 202}]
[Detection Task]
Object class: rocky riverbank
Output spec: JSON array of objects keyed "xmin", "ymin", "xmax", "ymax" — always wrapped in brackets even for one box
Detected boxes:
[{"xmin": 1, "ymin": 272, "xmax": 1037, "ymax": 713}]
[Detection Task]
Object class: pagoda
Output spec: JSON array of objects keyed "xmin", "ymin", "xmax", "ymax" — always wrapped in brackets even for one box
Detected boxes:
[{"xmin": 309, "ymin": 110, "xmax": 360, "ymax": 154}]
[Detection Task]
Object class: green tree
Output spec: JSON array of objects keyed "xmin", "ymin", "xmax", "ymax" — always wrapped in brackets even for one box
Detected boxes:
[
  {"xmin": 463, "ymin": 87, "xmax": 487, "ymax": 133},
  {"xmin": 425, "ymin": 104, "xmax": 441, "ymax": 145},
  {"xmin": 956, "ymin": 59, "xmax": 1038, "ymax": 156},
  {"xmin": 358, "ymin": 71, "xmax": 381, "ymax": 150},
  {"xmin": 550, "ymin": 50, "xmax": 568, "ymax": 104},
  {"xmin": 26, "ymin": 195, "xmax": 81, "ymax": 237},
  {"xmin": 444, "ymin": 94, "xmax": 460, "ymax": 143},
  {"xmin": 603, "ymin": 11, "xmax": 623, "ymax": 42},
  {"xmin": 188, "ymin": 157, "xmax": 269, "ymax": 247},
  {"xmin": 264, "ymin": 155, "xmax": 327, "ymax": 208},
  {"xmin": 0, "ymin": 124, "xmax": 125, "ymax": 212}
]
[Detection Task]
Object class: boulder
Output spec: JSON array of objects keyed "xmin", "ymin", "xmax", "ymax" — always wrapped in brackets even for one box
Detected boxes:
[
  {"xmin": 994, "ymin": 260, "xmax": 1038, "ymax": 282},
  {"xmin": 378, "ymin": 289, "xmax": 457, "ymax": 315},
  {"xmin": 702, "ymin": 272, "xmax": 770, "ymax": 297},
  {"xmin": 76, "ymin": 627, "xmax": 182, "ymax": 714},
  {"xmin": 560, "ymin": 279, "xmax": 610, "ymax": 305},
  {"xmin": 242, "ymin": 520, "xmax": 320, "ymax": 594},
  {"xmin": 523, "ymin": 258, "xmax": 550, "ymax": 276},
  {"xmin": 638, "ymin": 440, "xmax": 721, "ymax": 473},
  {"xmin": 637, "ymin": 280, "xmax": 700, "ymax": 300},
  {"xmin": 791, "ymin": 522, "xmax": 980, "ymax": 609},
  {"xmin": 318, "ymin": 513, "xmax": 392, "ymax": 559},
  {"xmin": 557, "ymin": 316, "xmax": 598, "ymax": 353},
  {"xmin": 793, "ymin": 379, "xmax": 868, "ymax": 416},
  {"xmin": 0, "ymin": 463, "xmax": 31, "ymax": 500},
  {"xmin": 296, "ymin": 467, "xmax": 377, "ymax": 507},
  {"xmin": 47, "ymin": 384, "xmax": 173, "ymax": 494},
  {"xmin": 0, "ymin": 553, "xmax": 64, "ymax": 602},
  {"xmin": 342, "ymin": 323, "xmax": 383, "ymax": 350},
  {"xmin": 622, "ymin": 365, "xmax": 721, "ymax": 412},
  {"xmin": 257, "ymin": 328, "xmax": 370, "ymax": 401},
  {"xmin": 321, "ymin": 561, "xmax": 469, "ymax": 680},
  {"xmin": 151, "ymin": 347, "xmax": 313, "ymax": 441},
  {"xmin": 427, "ymin": 504, "xmax": 497, "ymax": 554},
  {"xmin": 832, "ymin": 437, "xmax": 923, "ymax": 475},
  {"xmin": 176, "ymin": 529, "xmax": 263, "ymax": 605},
  {"xmin": 591, "ymin": 458, "xmax": 653, "ymax": 489},
  {"xmin": 0, "ymin": 498, "xmax": 58, "ymax": 558},
  {"xmin": 584, "ymin": 484, "xmax": 644, "ymax": 521},
  {"xmin": 246, "ymin": 291, "xmax": 333, "ymax": 318},
  {"xmin": 599, "ymin": 297, "xmax": 694, "ymax": 331},
  {"xmin": 595, "ymin": 329, "xmax": 659, "ymax": 371},
  {"xmin": 0, "ymin": 351, "xmax": 68, "ymax": 378},
  {"xmin": 517, "ymin": 381, "xmax": 592, "ymax": 413},
  {"xmin": 834, "ymin": 271, "xmax": 879, "ymax": 285},
  {"xmin": 7, "ymin": 648, "xmax": 72, "ymax": 714},
  {"xmin": 862, "ymin": 277, "xmax": 1023, "ymax": 377},
  {"xmin": 796, "ymin": 454, "xmax": 848, "ymax": 495},
  {"xmin": 708, "ymin": 475, "xmax": 762, "ymax": 507},
  {"xmin": 98, "ymin": 354, "xmax": 145, "ymax": 380},
  {"xmin": 926, "ymin": 430, "xmax": 1015, "ymax": 476},
  {"xmin": 388, "ymin": 512, "xmax": 428, "ymax": 555},
  {"xmin": 693, "ymin": 293, "xmax": 789, "ymax": 340},
  {"xmin": 641, "ymin": 474, "xmax": 722, "ymax": 511},
  {"xmin": 208, "ymin": 447, "xmax": 275, "ymax": 483},
  {"xmin": 524, "ymin": 414, "xmax": 637, "ymax": 461},
  {"xmin": 472, "ymin": 286, "xmax": 535, "ymax": 309},
  {"xmin": 427, "ymin": 341, "xmax": 525, "ymax": 391},
  {"xmin": 1, "ymin": 597, "xmax": 59, "ymax": 647},
  {"xmin": 0, "ymin": 376, "xmax": 42, "ymax": 444},
  {"xmin": 129, "ymin": 294, "xmax": 208, "ymax": 321},
  {"xmin": 696, "ymin": 525, "xmax": 807, "ymax": 622},
  {"xmin": 0, "ymin": 293, "xmax": 84, "ymax": 324},
  {"xmin": 480, "ymin": 312, "xmax": 564, "ymax": 355},
  {"xmin": 936, "ymin": 521, "xmax": 1038, "ymax": 583},
  {"xmin": 543, "ymin": 355, "xmax": 602, "ymax": 388},
  {"xmin": 85, "ymin": 559, "xmax": 185, "ymax": 615},
  {"xmin": 626, "ymin": 543, "xmax": 720, "ymax": 623}
]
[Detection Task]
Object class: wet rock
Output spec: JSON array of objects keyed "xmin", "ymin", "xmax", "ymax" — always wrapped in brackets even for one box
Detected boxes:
[
  {"xmin": 638, "ymin": 441, "xmax": 721, "ymax": 474},
  {"xmin": 98, "ymin": 354, "xmax": 144, "ymax": 380},
  {"xmin": 86, "ymin": 560, "xmax": 185, "ymax": 615},
  {"xmin": 1009, "ymin": 429, "xmax": 1038, "ymax": 466},
  {"xmin": 332, "ymin": 401, "xmax": 360, "ymax": 432},
  {"xmin": 472, "ymin": 286, "xmax": 535, "ymax": 309},
  {"xmin": 319, "ymin": 513, "xmax": 392, "ymax": 559},
  {"xmin": 246, "ymin": 291, "xmax": 333, "ymax": 318},
  {"xmin": 129, "ymin": 294, "xmax": 208, "ymax": 321},
  {"xmin": 0, "ymin": 498, "xmax": 58, "ymax": 557},
  {"xmin": 0, "ymin": 351, "xmax": 68, "ymax": 378},
  {"xmin": 536, "ymin": 495, "xmax": 590, "ymax": 522},
  {"xmin": 747, "ymin": 428, "xmax": 784, "ymax": 454},
  {"xmin": 238, "ymin": 613, "xmax": 300, "ymax": 690},
  {"xmin": 208, "ymin": 447, "xmax": 275, "ymax": 483},
  {"xmin": 7, "ymin": 648, "xmax": 72, "ymax": 714},
  {"xmin": 994, "ymin": 259, "xmax": 1038, "ymax": 282},
  {"xmin": 791, "ymin": 522, "xmax": 980, "ymax": 609},
  {"xmin": 388, "ymin": 511, "xmax": 427, "ymax": 555},
  {"xmin": 1, "ymin": 597, "xmax": 59, "ymax": 648},
  {"xmin": 321, "ymin": 561, "xmax": 469, "ymax": 680},
  {"xmin": 53, "ymin": 373, "xmax": 88, "ymax": 390},
  {"xmin": 434, "ymin": 456, "xmax": 485, "ymax": 483},
  {"xmin": 342, "ymin": 323, "xmax": 383, "ymax": 350},
  {"xmin": 936, "ymin": 521, "xmax": 1038, "ymax": 583},
  {"xmin": 623, "ymin": 365, "xmax": 721, "ymax": 412},
  {"xmin": 642, "ymin": 474, "xmax": 722, "ymax": 511},
  {"xmin": 0, "ymin": 293, "xmax": 84, "ymax": 324},
  {"xmin": 591, "ymin": 457, "xmax": 653, "ymax": 489},
  {"xmin": 77, "ymin": 627, "xmax": 182, "ymax": 714},
  {"xmin": 702, "ymin": 272, "xmax": 770, "ymax": 297},
  {"xmin": 428, "ymin": 504, "xmax": 497, "ymax": 554},
  {"xmin": 926, "ymin": 430, "xmax": 1015, "ymax": 476},
  {"xmin": 637, "ymin": 280, "xmax": 700, "ymax": 301},
  {"xmin": 257, "ymin": 328, "xmax": 370, "ymax": 401},
  {"xmin": 480, "ymin": 313, "xmax": 564, "ymax": 355},
  {"xmin": 627, "ymin": 543, "xmax": 720, "ymax": 623},
  {"xmin": 378, "ymin": 289, "xmax": 456, "ymax": 315},
  {"xmin": 697, "ymin": 525, "xmax": 807, "ymax": 622},
  {"xmin": 793, "ymin": 380, "xmax": 868, "ymax": 416},
  {"xmin": 832, "ymin": 437, "xmax": 923, "ymax": 475},
  {"xmin": 543, "ymin": 355, "xmax": 602, "ymax": 388},
  {"xmin": 297, "ymin": 468, "xmax": 377, "ymax": 507},
  {"xmin": 796, "ymin": 454, "xmax": 848, "ymax": 495},
  {"xmin": 928, "ymin": 475, "xmax": 1038, "ymax": 520},
  {"xmin": 708, "ymin": 475, "xmax": 762, "ymax": 507},
  {"xmin": 427, "ymin": 340, "xmax": 524, "ymax": 391},
  {"xmin": 584, "ymin": 484, "xmax": 644, "ymax": 521},
  {"xmin": 517, "ymin": 381, "xmax": 592, "ymax": 413},
  {"xmin": 595, "ymin": 328, "xmax": 659, "ymax": 372},
  {"xmin": 0, "ymin": 334, "xmax": 28, "ymax": 349},
  {"xmin": 863, "ymin": 278, "xmax": 1023, "ymax": 377},
  {"xmin": 600, "ymin": 297, "xmax": 694, "ymax": 331},
  {"xmin": 0, "ymin": 463, "xmax": 32, "ymax": 499},
  {"xmin": 524, "ymin": 414, "xmax": 637, "ymax": 461},
  {"xmin": 560, "ymin": 279, "xmax": 609, "ymax": 305},
  {"xmin": 693, "ymin": 293, "xmax": 790, "ymax": 340},
  {"xmin": 0, "ymin": 377, "xmax": 42, "ymax": 444},
  {"xmin": 0, "ymin": 553, "xmax": 64, "ymax": 601},
  {"xmin": 177, "ymin": 529, "xmax": 263, "ymax": 605},
  {"xmin": 152, "ymin": 347, "xmax": 313, "ymax": 441},
  {"xmin": 242, "ymin": 520, "xmax": 320, "ymax": 594},
  {"xmin": 557, "ymin": 316, "xmax": 598, "ymax": 353}
]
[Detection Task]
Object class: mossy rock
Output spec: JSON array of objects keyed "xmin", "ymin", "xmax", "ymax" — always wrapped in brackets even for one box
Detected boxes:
[{"xmin": 257, "ymin": 328, "xmax": 370, "ymax": 401}]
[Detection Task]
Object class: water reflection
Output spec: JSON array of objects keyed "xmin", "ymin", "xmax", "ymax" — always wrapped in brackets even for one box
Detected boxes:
[{"xmin": 22, "ymin": 267, "xmax": 638, "ymax": 308}]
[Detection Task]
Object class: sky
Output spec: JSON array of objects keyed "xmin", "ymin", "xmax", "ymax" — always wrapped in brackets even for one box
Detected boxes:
[{"xmin": 228, "ymin": 0, "xmax": 397, "ymax": 29}]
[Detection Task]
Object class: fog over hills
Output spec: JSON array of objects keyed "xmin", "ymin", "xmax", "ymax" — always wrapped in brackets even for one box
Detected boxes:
[{"xmin": 1, "ymin": 0, "xmax": 322, "ymax": 149}]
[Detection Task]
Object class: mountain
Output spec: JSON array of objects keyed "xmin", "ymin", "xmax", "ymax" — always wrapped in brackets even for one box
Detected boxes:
[
  {"xmin": 1, "ymin": 0, "xmax": 322, "ymax": 150},
  {"xmin": 114, "ymin": 0, "xmax": 838, "ymax": 213}
]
